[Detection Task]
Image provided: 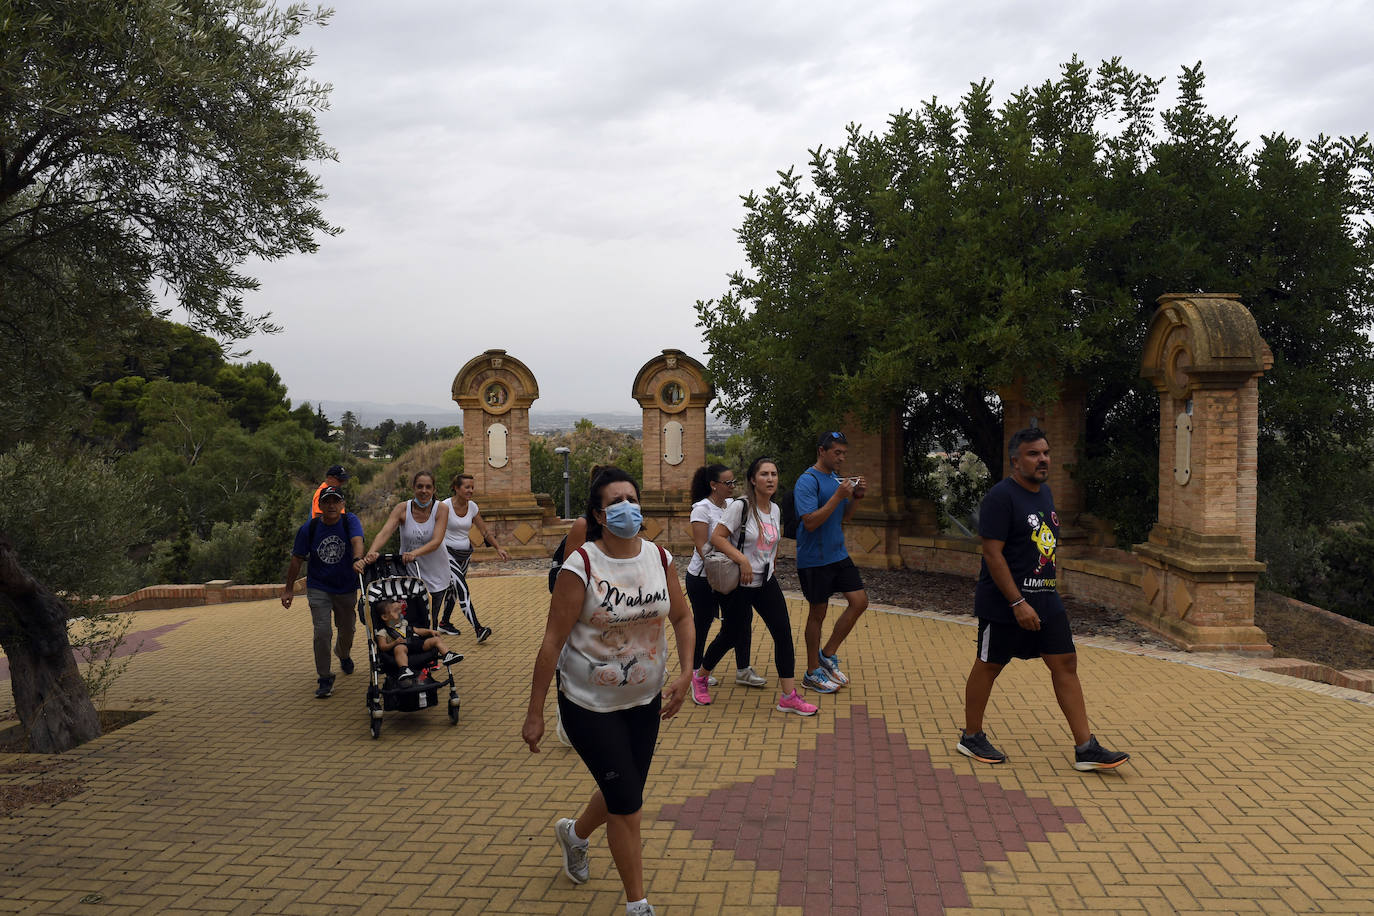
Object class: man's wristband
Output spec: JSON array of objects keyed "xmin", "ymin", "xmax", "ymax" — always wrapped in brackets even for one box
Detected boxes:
[{"xmin": 1009, "ymin": 597, "xmax": 1027, "ymax": 609}]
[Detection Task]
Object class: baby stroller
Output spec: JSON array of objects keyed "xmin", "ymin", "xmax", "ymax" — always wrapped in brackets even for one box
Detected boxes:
[{"xmin": 358, "ymin": 554, "xmax": 462, "ymax": 739}]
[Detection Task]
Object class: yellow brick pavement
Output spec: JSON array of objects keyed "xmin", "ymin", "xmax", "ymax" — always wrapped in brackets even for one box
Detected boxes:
[{"xmin": 0, "ymin": 576, "xmax": 1370, "ymax": 914}]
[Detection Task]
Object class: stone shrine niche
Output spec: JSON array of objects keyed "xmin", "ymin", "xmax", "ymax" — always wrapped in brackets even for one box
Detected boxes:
[
  {"xmin": 1134, "ymin": 294, "xmax": 1272, "ymax": 653},
  {"xmin": 632, "ymin": 350, "xmax": 713, "ymax": 496},
  {"xmin": 450, "ymin": 349, "xmax": 539, "ymax": 506},
  {"xmin": 631, "ymin": 350, "xmax": 713, "ymax": 547}
]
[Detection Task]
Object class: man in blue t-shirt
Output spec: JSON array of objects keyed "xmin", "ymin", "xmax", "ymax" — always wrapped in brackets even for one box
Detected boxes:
[
  {"xmin": 956, "ymin": 428, "xmax": 1130, "ymax": 772},
  {"xmin": 281, "ymin": 486, "xmax": 365, "ymax": 698},
  {"xmin": 793, "ymin": 430, "xmax": 869, "ymax": 694}
]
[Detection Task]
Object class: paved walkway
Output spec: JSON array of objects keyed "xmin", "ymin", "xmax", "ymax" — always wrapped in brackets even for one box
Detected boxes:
[{"xmin": 1, "ymin": 574, "xmax": 1372, "ymax": 914}]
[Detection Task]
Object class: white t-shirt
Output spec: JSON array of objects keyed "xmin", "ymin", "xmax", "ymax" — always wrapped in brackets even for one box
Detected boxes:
[
  {"xmin": 686, "ymin": 497, "xmax": 730, "ymax": 577},
  {"xmin": 401, "ymin": 501, "xmax": 450, "ymax": 593},
  {"xmin": 557, "ymin": 540, "xmax": 673, "ymax": 712},
  {"xmin": 715, "ymin": 498, "xmax": 780, "ymax": 588},
  {"xmin": 442, "ymin": 497, "xmax": 478, "ymax": 551}
]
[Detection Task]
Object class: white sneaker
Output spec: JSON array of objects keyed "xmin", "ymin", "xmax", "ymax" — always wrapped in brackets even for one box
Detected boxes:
[
  {"xmin": 734, "ymin": 666, "xmax": 767, "ymax": 687},
  {"xmin": 554, "ymin": 818, "xmax": 589, "ymax": 884},
  {"xmin": 626, "ymin": 901, "xmax": 656, "ymax": 915}
]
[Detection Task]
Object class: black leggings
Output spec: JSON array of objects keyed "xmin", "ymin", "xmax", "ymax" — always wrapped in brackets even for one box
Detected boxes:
[
  {"xmin": 702, "ymin": 576, "xmax": 794, "ymax": 679},
  {"xmin": 557, "ymin": 692, "xmax": 661, "ymax": 816},
  {"xmin": 685, "ymin": 572, "xmax": 750, "ymax": 670}
]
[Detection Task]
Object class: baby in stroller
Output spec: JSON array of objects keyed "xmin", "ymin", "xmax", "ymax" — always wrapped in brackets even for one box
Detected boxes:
[{"xmin": 374, "ymin": 599, "xmax": 462, "ymax": 682}]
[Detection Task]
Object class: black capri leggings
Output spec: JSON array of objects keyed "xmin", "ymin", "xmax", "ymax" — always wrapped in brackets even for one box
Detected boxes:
[
  {"xmin": 684, "ymin": 572, "xmax": 750, "ymax": 670},
  {"xmin": 557, "ymin": 692, "xmax": 662, "ymax": 816},
  {"xmin": 702, "ymin": 576, "xmax": 794, "ymax": 679}
]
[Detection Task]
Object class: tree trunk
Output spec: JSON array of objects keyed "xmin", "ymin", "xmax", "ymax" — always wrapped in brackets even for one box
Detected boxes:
[{"xmin": 0, "ymin": 535, "xmax": 101, "ymax": 753}]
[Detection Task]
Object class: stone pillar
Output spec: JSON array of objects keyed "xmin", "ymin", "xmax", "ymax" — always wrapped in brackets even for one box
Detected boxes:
[
  {"xmin": 1133, "ymin": 293, "xmax": 1272, "ymax": 653},
  {"xmin": 837, "ymin": 411, "xmax": 906, "ymax": 570},
  {"xmin": 632, "ymin": 350, "xmax": 713, "ymax": 551},
  {"xmin": 450, "ymin": 349, "xmax": 545, "ymax": 557},
  {"xmin": 997, "ymin": 377, "xmax": 1090, "ymax": 543}
]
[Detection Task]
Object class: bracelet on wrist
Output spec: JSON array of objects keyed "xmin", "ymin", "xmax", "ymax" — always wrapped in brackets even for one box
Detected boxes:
[{"xmin": 1009, "ymin": 597, "xmax": 1027, "ymax": 608}]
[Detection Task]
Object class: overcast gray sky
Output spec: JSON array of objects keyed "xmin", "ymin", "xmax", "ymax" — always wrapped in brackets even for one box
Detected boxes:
[{"xmin": 234, "ymin": 0, "xmax": 1374, "ymax": 417}]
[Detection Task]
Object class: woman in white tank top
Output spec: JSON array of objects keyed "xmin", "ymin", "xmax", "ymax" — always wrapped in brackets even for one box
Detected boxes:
[
  {"xmin": 362, "ymin": 470, "xmax": 451, "ymax": 627},
  {"xmin": 434, "ymin": 473, "xmax": 510, "ymax": 641}
]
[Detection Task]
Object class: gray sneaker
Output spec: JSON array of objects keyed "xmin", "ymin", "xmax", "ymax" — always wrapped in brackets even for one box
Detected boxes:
[
  {"xmin": 956, "ymin": 730, "xmax": 1007, "ymax": 764},
  {"xmin": 626, "ymin": 902, "xmax": 656, "ymax": 916},
  {"xmin": 554, "ymin": 817, "xmax": 589, "ymax": 884},
  {"xmin": 734, "ymin": 666, "xmax": 767, "ymax": 687}
]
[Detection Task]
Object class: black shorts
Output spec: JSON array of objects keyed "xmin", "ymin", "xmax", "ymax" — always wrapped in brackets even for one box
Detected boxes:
[
  {"xmin": 797, "ymin": 557, "xmax": 865, "ymax": 604},
  {"xmin": 975, "ymin": 614, "xmax": 1074, "ymax": 664},
  {"xmin": 557, "ymin": 692, "xmax": 662, "ymax": 816}
]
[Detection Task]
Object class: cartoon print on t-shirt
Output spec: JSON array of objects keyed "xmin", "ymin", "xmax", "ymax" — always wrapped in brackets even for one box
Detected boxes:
[{"xmin": 1030, "ymin": 513, "xmax": 1056, "ymax": 575}]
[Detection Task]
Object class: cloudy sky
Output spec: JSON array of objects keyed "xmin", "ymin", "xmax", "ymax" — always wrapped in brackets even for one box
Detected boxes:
[{"xmin": 235, "ymin": 0, "xmax": 1374, "ymax": 417}]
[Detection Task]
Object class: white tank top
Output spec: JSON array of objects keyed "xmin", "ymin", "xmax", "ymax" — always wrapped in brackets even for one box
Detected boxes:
[
  {"xmin": 442, "ymin": 497, "xmax": 478, "ymax": 551},
  {"xmin": 401, "ymin": 501, "xmax": 450, "ymax": 593}
]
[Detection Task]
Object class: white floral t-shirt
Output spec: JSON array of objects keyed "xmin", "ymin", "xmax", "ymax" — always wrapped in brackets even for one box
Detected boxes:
[{"xmin": 557, "ymin": 540, "xmax": 672, "ymax": 712}]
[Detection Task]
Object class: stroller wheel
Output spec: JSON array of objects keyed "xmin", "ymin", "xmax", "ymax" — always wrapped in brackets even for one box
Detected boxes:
[
  {"xmin": 370, "ymin": 715, "xmax": 382, "ymax": 740},
  {"xmin": 448, "ymin": 703, "xmax": 459, "ymax": 725}
]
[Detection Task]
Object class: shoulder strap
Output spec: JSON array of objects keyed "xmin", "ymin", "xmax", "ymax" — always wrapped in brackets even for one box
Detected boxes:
[
  {"xmin": 655, "ymin": 543, "xmax": 670, "ymax": 572},
  {"xmin": 574, "ymin": 546, "xmax": 591, "ymax": 580}
]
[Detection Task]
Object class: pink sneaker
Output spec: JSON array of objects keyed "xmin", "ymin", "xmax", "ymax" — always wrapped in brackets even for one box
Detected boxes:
[
  {"xmin": 776, "ymin": 690, "xmax": 818, "ymax": 716},
  {"xmin": 691, "ymin": 673, "xmax": 712, "ymax": 706}
]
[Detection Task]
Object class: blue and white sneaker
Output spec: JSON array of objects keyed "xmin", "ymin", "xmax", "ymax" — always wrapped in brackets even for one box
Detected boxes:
[
  {"xmin": 819, "ymin": 651, "xmax": 849, "ymax": 687},
  {"xmin": 802, "ymin": 667, "xmax": 839, "ymax": 693}
]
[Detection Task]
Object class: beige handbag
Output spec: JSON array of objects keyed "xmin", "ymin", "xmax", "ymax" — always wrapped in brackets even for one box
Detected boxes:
[{"xmin": 703, "ymin": 500, "xmax": 748, "ymax": 594}]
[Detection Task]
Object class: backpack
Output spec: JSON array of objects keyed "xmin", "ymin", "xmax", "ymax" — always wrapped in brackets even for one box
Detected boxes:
[
  {"xmin": 547, "ymin": 534, "xmax": 569, "ymax": 593},
  {"xmin": 781, "ymin": 468, "xmax": 821, "ymax": 540}
]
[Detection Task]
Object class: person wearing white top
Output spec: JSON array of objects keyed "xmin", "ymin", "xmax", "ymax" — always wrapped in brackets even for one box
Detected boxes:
[
  {"xmin": 522, "ymin": 468, "xmax": 694, "ymax": 916},
  {"xmin": 695, "ymin": 458, "xmax": 818, "ymax": 717},
  {"xmin": 434, "ymin": 473, "xmax": 509, "ymax": 641},
  {"xmin": 684, "ymin": 465, "xmax": 762, "ymax": 706},
  {"xmin": 362, "ymin": 470, "xmax": 451, "ymax": 628}
]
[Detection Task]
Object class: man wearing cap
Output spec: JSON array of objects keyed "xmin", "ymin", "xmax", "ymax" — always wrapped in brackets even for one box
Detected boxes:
[
  {"xmin": 282, "ymin": 486, "xmax": 365, "ymax": 698},
  {"xmin": 793, "ymin": 430, "xmax": 870, "ymax": 694},
  {"xmin": 311, "ymin": 464, "xmax": 350, "ymax": 519}
]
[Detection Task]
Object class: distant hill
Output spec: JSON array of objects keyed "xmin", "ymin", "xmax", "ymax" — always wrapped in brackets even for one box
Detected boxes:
[{"xmin": 308, "ymin": 400, "xmax": 741, "ymax": 435}]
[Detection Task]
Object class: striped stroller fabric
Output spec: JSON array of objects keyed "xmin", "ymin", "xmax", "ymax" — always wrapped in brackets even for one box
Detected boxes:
[{"xmin": 364, "ymin": 576, "xmax": 429, "ymax": 603}]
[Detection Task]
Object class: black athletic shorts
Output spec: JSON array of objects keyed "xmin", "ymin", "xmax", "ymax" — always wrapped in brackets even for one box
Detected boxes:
[
  {"xmin": 557, "ymin": 692, "xmax": 662, "ymax": 816},
  {"xmin": 797, "ymin": 557, "xmax": 865, "ymax": 604},
  {"xmin": 975, "ymin": 614, "xmax": 1074, "ymax": 664}
]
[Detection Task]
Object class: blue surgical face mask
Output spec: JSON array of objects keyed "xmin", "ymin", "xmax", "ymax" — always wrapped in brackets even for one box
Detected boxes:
[
  {"xmin": 413, "ymin": 496, "xmax": 433, "ymax": 509},
  {"xmin": 602, "ymin": 500, "xmax": 642, "ymax": 538}
]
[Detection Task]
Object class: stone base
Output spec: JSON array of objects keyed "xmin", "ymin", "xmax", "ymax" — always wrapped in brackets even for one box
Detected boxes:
[{"xmin": 1125, "ymin": 603, "xmax": 1273, "ymax": 655}]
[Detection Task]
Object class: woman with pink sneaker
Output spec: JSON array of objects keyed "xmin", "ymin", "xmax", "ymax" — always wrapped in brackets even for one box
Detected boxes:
[{"xmin": 693, "ymin": 457, "xmax": 817, "ymax": 716}]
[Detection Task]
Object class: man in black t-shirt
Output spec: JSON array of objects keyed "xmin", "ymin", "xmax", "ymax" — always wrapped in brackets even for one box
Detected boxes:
[{"xmin": 956, "ymin": 428, "xmax": 1130, "ymax": 772}]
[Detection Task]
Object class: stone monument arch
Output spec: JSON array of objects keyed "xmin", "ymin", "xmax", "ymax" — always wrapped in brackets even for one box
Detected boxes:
[
  {"xmin": 1133, "ymin": 293, "xmax": 1272, "ymax": 652},
  {"xmin": 632, "ymin": 349, "xmax": 713, "ymax": 547},
  {"xmin": 450, "ymin": 349, "xmax": 545, "ymax": 555}
]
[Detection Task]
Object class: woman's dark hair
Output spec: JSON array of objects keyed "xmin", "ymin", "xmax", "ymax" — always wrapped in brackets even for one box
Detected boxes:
[
  {"xmin": 412, "ymin": 469, "xmax": 435, "ymax": 488},
  {"xmin": 449, "ymin": 472, "xmax": 475, "ymax": 492},
  {"xmin": 583, "ymin": 467, "xmax": 640, "ymax": 542},
  {"xmin": 690, "ymin": 463, "xmax": 730, "ymax": 503}
]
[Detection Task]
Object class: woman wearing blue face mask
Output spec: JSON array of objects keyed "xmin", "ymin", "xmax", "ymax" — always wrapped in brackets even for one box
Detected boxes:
[
  {"xmin": 363, "ymin": 470, "xmax": 451, "ymax": 629},
  {"xmin": 523, "ymin": 467, "xmax": 695, "ymax": 916}
]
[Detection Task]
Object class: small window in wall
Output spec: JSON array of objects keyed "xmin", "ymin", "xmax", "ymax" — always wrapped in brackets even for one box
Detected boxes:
[
  {"xmin": 662, "ymin": 420, "xmax": 684, "ymax": 466},
  {"xmin": 487, "ymin": 422, "xmax": 509, "ymax": 469}
]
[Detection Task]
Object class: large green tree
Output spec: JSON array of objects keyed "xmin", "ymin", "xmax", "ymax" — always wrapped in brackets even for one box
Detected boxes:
[
  {"xmin": 698, "ymin": 58, "xmax": 1374, "ymax": 561},
  {"xmin": 0, "ymin": 0, "xmax": 336, "ymax": 752}
]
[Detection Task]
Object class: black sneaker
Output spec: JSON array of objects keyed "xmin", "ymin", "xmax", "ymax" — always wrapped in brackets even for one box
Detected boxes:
[
  {"xmin": 339, "ymin": 656, "xmax": 354, "ymax": 675},
  {"xmin": 397, "ymin": 667, "xmax": 416, "ymax": 683},
  {"xmin": 437, "ymin": 622, "xmax": 462, "ymax": 636},
  {"xmin": 440, "ymin": 651, "xmax": 464, "ymax": 666},
  {"xmin": 315, "ymin": 675, "xmax": 335, "ymax": 699},
  {"xmin": 956, "ymin": 730, "xmax": 1007, "ymax": 764},
  {"xmin": 1073, "ymin": 736, "xmax": 1130, "ymax": 771},
  {"xmin": 476, "ymin": 626, "xmax": 493, "ymax": 644}
]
